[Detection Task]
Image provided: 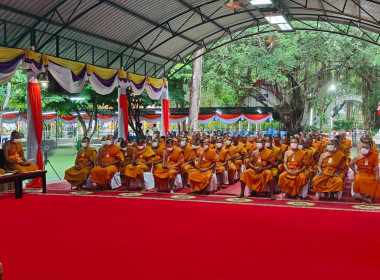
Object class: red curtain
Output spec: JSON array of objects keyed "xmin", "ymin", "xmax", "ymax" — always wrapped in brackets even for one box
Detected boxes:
[
  {"xmin": 162, "ymin": 98, "xmax": 169, "ymax": 135},
  {"xmin": 119, "ymin": 93, "xmax": 129, "ymax": 139},
  {"xmin": 26, "ymin": 82, "xmax": 43, "ymax": 188}
]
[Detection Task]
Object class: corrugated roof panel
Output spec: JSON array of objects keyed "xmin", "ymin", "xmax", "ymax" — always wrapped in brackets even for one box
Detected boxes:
[
  {"xmin": 1, "ymin": 0, "xmax": 63, "ymax": 18},
  {"xmin": 168, "ymin": 11, "xmax": 203, "ymax": 34}
]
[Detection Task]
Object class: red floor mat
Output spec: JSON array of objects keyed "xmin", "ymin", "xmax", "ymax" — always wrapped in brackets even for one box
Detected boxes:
[{"xmin": 0, "ymin": 194, "xmax": 380, "ymax": 280}]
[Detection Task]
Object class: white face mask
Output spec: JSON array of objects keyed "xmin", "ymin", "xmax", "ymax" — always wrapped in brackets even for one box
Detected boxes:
[
  {"xmin": 152, "ymin": 135, "xmax": 156, "ymax": 140},
  {"xmin": 216, "ymin": 143, "xmax": 223, "ymax": 148},
  {"xmin": 127, "ymin": 143, "xmax": 133, "ymax": 147},
  {"xmin": 361, "ymin": 148, "xmax": 369, "ymax": 155},
  {"xmin": 226, "ymin": 140, "xmax": 231, "ymax": 146},
  {"xmin": 13, "ymin": 139, "xmax": 19, "ymax": 143},
  {"xmin": 203, "ymin": 145, "xmax": 209, "ymax": 150},
  {"xmin": 152, "ymin": 142, "xmax": 158, "ymax": 148},
  {"xmin": 167, "ymin": 147, "xmax": 174, "ymax": 152},
  {"xmin": 313, "ymin": 139, "xmax": 316, "ymax": 143},
  {"xmin": 180, "ymin": 141, "xmax": 186, "ymax": 147},
  {"xmin": 82, "ymin": 142, "xmax": 88, "ymax": 148},
  {"xmin": 265, "ymin": 142, "xmax": 271, "ymax": 148},
  {"xmin": 327, "ymin": 145, "xmax": 335, "ymax": 152},
  {"xmin": 290, "ymin": 143, "xmax": 298, "ymax": 150},
  {"xmin": 192, "ymin": 145, "xmax": 199, "ymax": 149},
  {"xmin": 106, "ymin": 140, "xmax": 112, "ymax": 146},
  {"xmin": 122, "ymin": 147, "xmax": 127, "ymax": 151},
  {"xmin": 256, "ymin": 143, "xmax": 263, "ymax": 149},
  {"xmin": 101, "ymin": 141, "xmax": 106, "ymax": 145},
  {"xmin": 137, "ymin": 145, "xmax": 145, "ymax": 150},
  {"xmin": 298, "ymin": 145, "xmax": 303, "ymax": 150}
]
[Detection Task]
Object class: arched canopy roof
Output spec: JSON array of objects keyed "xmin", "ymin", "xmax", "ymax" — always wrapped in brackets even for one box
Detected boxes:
[{"xmin": 0, "ymin": 0, "xmax": 379, "ymax": 77}]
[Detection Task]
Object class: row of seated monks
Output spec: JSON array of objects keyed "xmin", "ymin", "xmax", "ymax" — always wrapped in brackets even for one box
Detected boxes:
[{"xmin": 64, "ymin": 130, "xmax": 380, "ymax": 202}]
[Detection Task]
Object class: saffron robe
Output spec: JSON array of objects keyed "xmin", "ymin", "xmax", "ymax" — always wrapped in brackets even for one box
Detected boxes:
[
  {"xmin": 65, "ymin": 147, "xmax": 97, "ymax": 186},
  {"xmin": 215, "ymin": 148, "xmax": 230, "ymax": 174},
  {"xmin": 91, "ymin": 145, "xmax": 124, "ymax": 185},
  {"xmin": 5, "ymin": 142, "xmax": 38, "ymax": 172},
  {"xmin": 181, "ymin": 145, "xmax": 197, "ymax": 175},
  {"xmin": 154, "ymin": 147, "xmax": 184, "ymax": 187},
  {"xmin": 269, "ymin": 146, "xmax": 281, "ymax": 177},
  {"xmin": 240, "ymin": 148, "xmax": 274, "ymax": 192},
  {"xmin": 278, "ymin": 149, "xmax": 308, "ymax": 196},
  {"xmin": 353, "ymin": 152, "xmax": 380, "ymax": 197},
  {"xmin": 231, "ymin": 142, "xmax": 247, "ymax": 171},
  {"xmin": 123, "ymin": 146, "xmax": 155, "ymax": 179},
  {"xmin": 225, "ymin": 145, "xmax": 237, "ymax": 181},
  {"xmin": 312, "ymin": 151, "xmax": 346, "ymax": 193},
  {"xmin": 188, "ymin": 149, "xmax": 218, "ymax": 191}
]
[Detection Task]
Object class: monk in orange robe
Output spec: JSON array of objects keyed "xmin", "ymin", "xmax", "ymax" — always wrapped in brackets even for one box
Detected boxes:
[
  {"xmin": 239, "ymin": 138, "xmax": 275, "ymax": 199},
  {"xmin": 232, "ymin": 135, "xmax": 247, "ymax": 172},
  {"xmin": 304, "ymin": 138, "xmax": 319, "ymax": 178},
  {"xmin": 276, "ymin": 135, "xmax": 289, "ymax": 173},
  {"xmin": 65, "ymin": 137, "xmax": 97, "ymax": 189},
  {"xmin": 265, "ymin": 136, "xmax": 281, "ymax": 179},
  {"xmin": 123, "ymin": 139, "xmax": 155, "ymax": 191},
  {"xmin": 215, "ymin": 138, "xmax": 230, "ymax": 190},
  {"xmin": 224, "ymin": 137, "xmax": 237, "ymax": 184},
  {"xmin": 180, "ymin": 137, "xmax": 197, "ymax": 187},
  {"xmin": 3, "ymin": 130, "xmax": 38, "ymax": 173},
  {"xmin": 312, "ymin": 140, "xmax": 346, "ymax": 199},
  {"xmin": 90, "ymin": 135, "xmax": 123, "ymax": 188},
  {"xmin": 188, "ymin": 139, "xmax": 217, "ymax": 193},
  {"xmin": 350, "ymin": 140, "xmax": 380, "ymax": 203},
  {"xmin": 151, "ymin": 139, "xmax": 165, "ymax": 172},
  {"xmin": 278, "ymin": 138, "xmax": 309, "ymax": 198},
  {"xmin": 153, "ymin": 138, "xmax": 184, "ymax": 193}
]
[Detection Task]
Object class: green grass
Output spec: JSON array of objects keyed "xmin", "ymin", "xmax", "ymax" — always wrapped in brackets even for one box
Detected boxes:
[{"xmin": 44, "ymin": 146, "xmax": 77, "ymax": 181}]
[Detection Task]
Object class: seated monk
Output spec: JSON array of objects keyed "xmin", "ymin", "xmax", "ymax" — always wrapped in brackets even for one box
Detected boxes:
[
  {"xmin": 312, "ymin": 140, "xmax": 346, "ymax": 200},
  {"xmin": 278, "ymin": 138, "xmax": 309, "ymax": 198},
  {"xmin": 215, "ymin": 138, "xmax": 230, "ymax": 190},
  {"xmin": 264, "ymin": 136, "xmax": 281, "ymax": 181},
  {"xmin": 238, "ymin": 138, "xmax": 275, "ymax": 199},
  {"xmin": 304, "ymin": 138, "xmax": 319, "ymax": 179},
  {"xmin": 91, "ymin": 135, "xmax": 123, "ymax": 189},
  {"xmin": 123, "ymin": 139, "xmax": 155, "ymax": 191},
  {"xmin": 276, "ymin": 135, "xmax": 289, "ymax": 173},
  {"xmin": 151, "ymin": 138, "xmax": 165, "ymax": 172},
  {"xmin": 180, "ymin": 137, "xmax": 197, "ymax": 187},
  {"xmin": 350, "ymin": 140, "xmax": 380, "ymax": 203},
  {"xmin": 224, "ymin": 137, "xmax": 237, "ymax": 184},
  {"xmin": 3, "ymin": 130, "xmax": 38, "ymax": 173},
  {"xmin": 188, "ymin": 139, "xmax": 217, "ymax": 193},
  {"xmin": 64, "ymin": 137, "xmax": 97, "ymax": 189},
  {"xmin": 153, "ymin": 138, "xmax": 184, "ymax": 193},
  {"xmin": 98, "ymin": 136, "xmax": 107, "ymax": 153},
  {"xmin": 232, "ymin": 135, "xmax": 248, "ymax": 173}
]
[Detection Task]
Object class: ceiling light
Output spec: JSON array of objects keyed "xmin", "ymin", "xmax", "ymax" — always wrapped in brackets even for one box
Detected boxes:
[
  {"xmin": 216, "ymin": 110, "xmax": 222, "ymax": 114},
  {"xmin": 278, "ymin": 23, "xmax": 293, "ymax": 31},
  {"xmin": 257, "ymin": 109, "xmax": 262, "ymax": 113},
  {"xmin": 250, "ymin": 0, "xmax": 272, "ymax": 5},
  {"xmin": 265, "ymin": 15, "xmax": 287, "ymax": 24}
]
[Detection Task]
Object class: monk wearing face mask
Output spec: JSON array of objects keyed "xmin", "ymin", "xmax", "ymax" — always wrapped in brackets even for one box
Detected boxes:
[
  {"xmin": 64, "ymin": 137, "xmax": 97, "ymax": 189},
  {"xmin": 278, "ymin": 138, "xmax": 309, "ymax": 198},
  {"xmin": 180, "ymin": 137, "xmax": 197, "ymax": 187},
  {"xmin": 215, "ymin": 138, "xmax": 230, "ymax": 190},
  {"xmin": 350, "ymin": 140, "xmax": 380, "ymax": 203},
  {"xmin": 123, "ymin": 139, "xmax": 155, "ymax": 191},
  {"xmin": 312, "ymin": 140, "xmax": 346, "ymax": 200},
  {"xmin": 153, "ymin": 138, "xmax": 184, "ymax": 193}
]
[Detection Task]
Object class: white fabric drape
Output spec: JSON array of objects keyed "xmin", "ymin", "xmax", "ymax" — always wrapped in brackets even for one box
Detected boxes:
[
  {"xmin": 87, "ymin": 74, "xmax": 120, "ymax": 95},
  {"xmin": 0, "ymin": 61, "xmax": 21, "ymax": 84},
  {"xmin": 216, "ymin": 115, "xmax": 243, "ymax": 124},
  {"xmin": 47, "ymin": 63, "xmax": 86, "ymax": 93}
]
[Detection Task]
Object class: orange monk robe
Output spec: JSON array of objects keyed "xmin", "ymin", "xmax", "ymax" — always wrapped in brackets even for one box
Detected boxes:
[
  {"xmin": 337, "ymin": 142, "xmax": 350, "ymax": 170},
  {"xmin": 152, "ymin": 143, "xmax": 166, "ymax": 171},
  {"xmin": 276, "ymin": 143, "xmax": 288, "ymax": 173},
  {"xmin": 91, "ymin": 145, "xmax": 124, "ymax": 185},
  {"xmin": 225, "ymin": 145, "xmax": 238, "ymax": 181},
  {"xmin": 312, "ymin": 151, "xmax": 346, "ymax": 193},
  {"xmin": 302, "ymin": 149, "xmax": 314, "ymax": 179},
  {"xmin": 312, "ymin": 141, "xmax": 324, "ymax": 156},
  {"xmin": 181, "ymin": 146, "xmax": 197, "ymax": 175},
  {"xmin": 209, "ymin": 143, "xmax": 215, "ymax": 150},
  {"xmin": 123, "ymin": 146, "xmax": 155, "ymax": 179},
  {"xmin": 278, "ymin": 150, "xmax": 309, "ymax": 196},
  {"xmin": 353, "ymin": 152, "xmax": 380, "ymax": 197},
  {"xmin": 0, "ymin": 168, "xmax": 4, "ymax": 175},
  {"xmin": 240, "ymin": 148, "xmax": 274, "ymax": 192},
  {"xmin": 153, "ymin": 147, "xmax": 184, "ymax": 187},
  {"xmin": 245, "ymin": 141, "xmax": 253, "ymax": 154},
  {"xmin": 306, "ymin": 147, "xmax": 318, "ymax": 177},
  {"xmin": 120, "ymin": 146, "xmax": 135, "ymax": 174},
  {"xmin": 188, "ymin": 149, "xmax": 218, "ymax": 191},
  {"xmin": 269, "ymin": 145, "xmax": 281, "ymax": 177},
  {"xmin": 233, "ymin": 142, "xmax": 247, "ymax": 171},
  {"xmin": 65, "ymin": 147, "xmax": 97, "ymax": 186},
  {"xmin": 5, "ymin": 142, "xmax": 38, "ymax": 172},
  {"xmin": 215, "ymin": 148, "xmax": 230, "ymax": 175},
  {"xmin": 243, "ymin": 141, "xmax": 255, "ymax": 166}
]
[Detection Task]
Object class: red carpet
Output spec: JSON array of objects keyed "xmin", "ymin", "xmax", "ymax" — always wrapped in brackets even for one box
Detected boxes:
[{"xmin": 1, "ymin": 194, "xmax": 380, "ymax": 280}]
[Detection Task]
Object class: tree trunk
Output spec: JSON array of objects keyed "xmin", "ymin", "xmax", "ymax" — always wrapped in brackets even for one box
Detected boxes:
[{"xmin": 188, "ymin": 48, "xmax": 204, "ymax": 135}]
